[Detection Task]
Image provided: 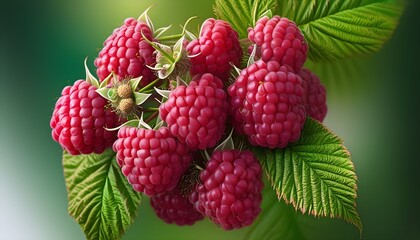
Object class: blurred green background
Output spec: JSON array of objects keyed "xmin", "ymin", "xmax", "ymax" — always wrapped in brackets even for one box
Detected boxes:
[{"xmin": 0, "ymin": 0, "xmax": 418, "ymax": 239}]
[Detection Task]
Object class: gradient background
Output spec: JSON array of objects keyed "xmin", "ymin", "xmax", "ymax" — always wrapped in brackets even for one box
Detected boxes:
[{"xmin": 0, "ymin": 0, "xmax": 418, "ymax": 239}]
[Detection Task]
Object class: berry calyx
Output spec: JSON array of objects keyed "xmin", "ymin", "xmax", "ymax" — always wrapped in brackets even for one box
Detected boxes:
[{"xmin": 117, "ymin": 83, "xmax": 133, "ymax": 99}]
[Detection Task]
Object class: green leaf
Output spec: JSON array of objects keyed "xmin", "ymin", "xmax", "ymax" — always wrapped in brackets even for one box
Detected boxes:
[
  {"xmin": 63, "ymin": 149, "xmax": 141, "ymax": 240},
  {"xmin": 213, "ymin": 0, "xmax": 278, "ymax": 38},
  {"xmin": 245, "ymin": 182, "xmax": 307, "ymax": 240},
  {"xmin": 252, "ymin": 117, "xmax": 362, "ymax": 232},
  {"xmin": 277, "ymin": 0, "xmax": 404, "ymax": 61}
]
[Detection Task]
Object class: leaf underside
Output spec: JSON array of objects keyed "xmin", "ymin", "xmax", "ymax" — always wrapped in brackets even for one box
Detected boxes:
[
  {"xmin": 63, "ymin": 149, "xmax": 141, "ymax": 240},
  {"xmin": 253, "ymin": 117, "xmax": 362, "ymax": 232}
]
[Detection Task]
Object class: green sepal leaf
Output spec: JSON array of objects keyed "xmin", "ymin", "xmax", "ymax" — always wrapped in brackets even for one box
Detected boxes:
[
  {"xmin": 213, "ymin": 128, "xmax": 235, "ymax": 153},
  {"xmin": 252, "ymin": 117, "xmax": 362, "ymax": 233},
  {"xmin": 213, "ymin": 0, "xmax": 278, "ymax": 38},
  {"xmin": 63, "ymin": 149, "xmax": 141, "ymax": 240},
  {"xmin": 96, "ymin": 88, "xmax": 113, "ymax": 101},
  {"xmin": 154, "ymin": 87, "xmax": 171, "ymax": 99},
  {"xmin": 277, "ymin": 0, "xmax": 404, "ymax": 62},
  {"xmin": 133, "ymin": 92, "xmax": 151, "ymax": 106},
  {"xmin": 129, "ymin": 77, "xmax": 142, "ymax": 92},
  {"xmin": 84, "ymin": 58, "xmax": 100, "ymax": 88},
  {"xmin": 138, "ymin": 6, "xmax": 154, "ymax": 32}
]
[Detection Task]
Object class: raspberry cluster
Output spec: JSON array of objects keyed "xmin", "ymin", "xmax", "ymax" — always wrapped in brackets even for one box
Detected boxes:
[{"xmin": 50, "ymin": 11, "xmax": 328, "ymax": 230}]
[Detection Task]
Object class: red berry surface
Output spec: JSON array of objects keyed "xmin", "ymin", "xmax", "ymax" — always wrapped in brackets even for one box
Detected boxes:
[
  {"xmin": 248, "ymin": 16, "xmax": 308, "ymax": 72},
  {"xmin": 159, "ymin": 73, "xmax": 228, "ymax": 150},
  {"xmin": 113, "ymin": 126, "xmax": 192, "ymax": 196},
  {"xmin": 190, "ymin": 150, "xmax": 263, "ymax": 230},
  {"xmin": 50, "ymin": 80, "xmax": 119, "ymax": 155},
  {"xmin": 300, "ymin": 68, "xmax": 328, "ymax": 122},
  {"xmin": 151, "ymin": 187, "xmax": 204, "ymax": 226},
  {"xmin": 228, "ymin": 60, "xmax": 306, "ymax": 148},
  {"xmin": 94, "ymin": 18, "xmax": 156, "ymax": 86},
  {"xmin": 186, "ymin": 18, "xmax": 242, "ymax": 81}
]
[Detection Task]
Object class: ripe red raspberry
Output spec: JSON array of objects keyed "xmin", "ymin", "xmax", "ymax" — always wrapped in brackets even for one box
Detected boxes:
[
  {"xmin": 113, "ymin": 126, "xmax": 192, "ymax": 196},
  {"xmin": 186, "ymin": 18, "xmax": 242, "ymax": 81},
  {"xmin": 190, "ymin": 150, "xmax": 263, "ymax": 230},
  {"xmin": 228, "ymin": 60, "xmax": 306, "ymax": 149},
  {"xmin": 94, "ymin": 18, "xmax": 156, "ymax": 86},
  {"xmin": 50, "ymin": 80, "xmax": 119, "ymax": 155},
  {"xmin": 299, "ymin": 68, "xmax": 328, "ymax": 122},
  {"xmin": 150, "ymin": 187, "xmax": 204, "ymax": 226},
  {"xmin": 248, "ymin": 16, "xmax": 308, "ymax": 73},
  {"xmin": 159, "ymin": 73, "xmax": 228, "ymax": 150}
]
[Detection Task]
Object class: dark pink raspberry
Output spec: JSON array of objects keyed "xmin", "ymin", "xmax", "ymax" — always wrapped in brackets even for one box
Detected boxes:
[
  {"xmin": 113, "ymin": 126, "xmax": 192, "ymax": 196},
  {"xmin": 50, "ymin": 80, "xmax": 119, "ymax": 155},
  {"xmin": 248, "ymin": 16, "xmax": 308, "ymax": 72},
  {"xmin": 186, "ymin": 18, "xmax": 242, "ymax": 81},
  {"xmin": 150, "ymin": 187, "xmax": 204, "ymax": 226},
  {"xmin": 94, "ymin": 18, "xmax": 156, "ymax": 86},
  {"xmin": 299, "ymin": 68, "xmax": 328, "ymax": 122},
  {"xmin": 159, "ymin": 73, "xmax": 228, "ymax": 150},
  {"xmin": 190, "ymin": 150, "xmax": 263, "ymax": 230},
  {"xmin": 228, "ymin": 60, "xmax": 306, "ymax": 149}
]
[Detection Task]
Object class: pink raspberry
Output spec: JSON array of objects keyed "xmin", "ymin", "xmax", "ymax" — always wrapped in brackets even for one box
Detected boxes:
[
  {"xmin": 190, "ymin": 150, "xmax": 263, "ymax": 230},
  {"xmin": 94, "ymin": 18, "xmax": 156, "ymax": 86},
  {"xmin": 186, "ymin": 18, "xmax": 242, "ymax": 81},
  {"xmin": 300, "ymin": 68, "xmax": 328, "ymax": 122},
  {"xmin": 159, "ymin": 73, "xmax": 228, "ymax": 150},
  {"xmin": 150, "ymin": 187, "xmax": 204, "ymax": 226},
  {"xmin": 228, "ymin": 60, "xmax": 306, "ymax": 148},
  {"xmin": 50, "ymin": 80, "xmax": 119, "ymax": 155},
  {"xmin": 248, "ymin": 16, "xmax": 308, "ymax": 72},
  {"xmin": 112, "ymin": 126, "xmax": 192, "ymax": 196}
]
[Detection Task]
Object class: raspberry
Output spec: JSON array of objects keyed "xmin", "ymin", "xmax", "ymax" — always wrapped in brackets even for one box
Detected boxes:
[
  {"xmin": 228, "ymin": 60, "xmax": 306, "ymax": 149},
  {"xmin": 50, "ymin": 80, "xmax": 119, "ymax": 155},
  {"xmin": 186, "ymin": 18, "xmax": 242, "ymax": 81},
  {"xmin": 150, "ymin": 186, "xmax": 204, "ymax": 226},
  {"xmin": 248, "ymin": 16, "xmax": 308, "ymax": 73},
  {"xmin": 190, "ymin": 150, "xmax": 263, "ymax": 230},
  {"xmin": 94, "ymin": 18, "xmax": 156, "ymax": 86},
  {"xmin": 299, "ymin": 68, "xmax": 328, "ymax": 122},
  {"xmin": 113, "ymin": 126, "xmax": 192, "ymax": 196},
  {"xmin": 159, "ymin": 73, "xmax": 228, "ymax": 150}
]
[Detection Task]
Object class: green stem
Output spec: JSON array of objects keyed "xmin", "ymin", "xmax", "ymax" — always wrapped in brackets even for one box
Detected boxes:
[
  {"xmin": 144, "ymin": 111, "xmax": 159, "ymax": 124},
  {"xmin": 157, "ymin": 33, "xmax": 184, "ymax": 42},
  {"xmin": 139, "ymin": 78, "xmax": 162, "ymax": 93}
]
